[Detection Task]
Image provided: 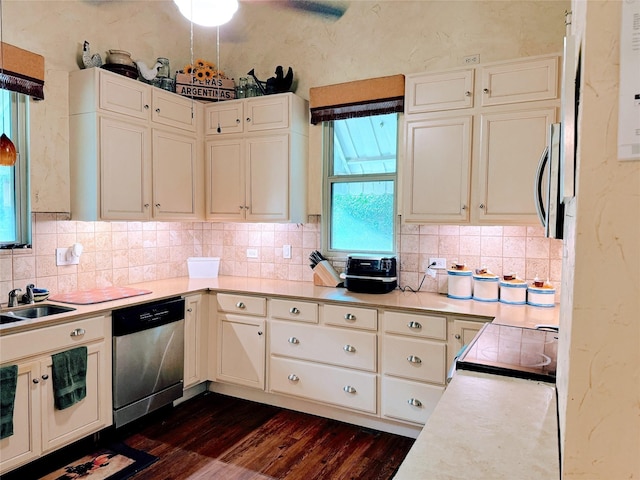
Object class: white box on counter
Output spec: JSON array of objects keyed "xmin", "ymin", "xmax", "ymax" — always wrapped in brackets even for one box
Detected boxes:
[{"xmin": 187, "ymin": 257, "xmax": 220, "ymax": 278}]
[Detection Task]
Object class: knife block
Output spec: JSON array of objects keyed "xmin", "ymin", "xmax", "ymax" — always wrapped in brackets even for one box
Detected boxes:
[{"xmin": 313, "ymin": 260, "xmax": 342, "ymax": 287}]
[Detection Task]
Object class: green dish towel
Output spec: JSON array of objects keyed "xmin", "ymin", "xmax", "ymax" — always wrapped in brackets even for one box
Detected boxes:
[
  {"xmin": 52, "ymin": 346, "xmax": 88, "ymax": 410},
  {"xmin": 0, "ymin": 364, "xmax": 18, "ymax": 440}
]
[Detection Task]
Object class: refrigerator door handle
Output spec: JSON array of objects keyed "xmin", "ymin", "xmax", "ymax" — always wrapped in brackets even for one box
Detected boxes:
[{"xmin": 534, "ymin": 146, "xmax": 549, "ymax": 228}]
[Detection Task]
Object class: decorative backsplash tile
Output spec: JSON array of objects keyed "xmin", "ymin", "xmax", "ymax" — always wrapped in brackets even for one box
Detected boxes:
[{"xmin": 0, "ymin": 213, "xmax": 562, "ymax": 301}]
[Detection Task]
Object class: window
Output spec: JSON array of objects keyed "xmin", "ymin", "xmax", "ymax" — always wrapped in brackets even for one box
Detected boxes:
[
  {"xmin": 0, "ymin": 90, "xmax": 31, "ymax": 247},
  {"xmin": 323, "ymin": 113, "xmax": 398, "ymax": 254}
]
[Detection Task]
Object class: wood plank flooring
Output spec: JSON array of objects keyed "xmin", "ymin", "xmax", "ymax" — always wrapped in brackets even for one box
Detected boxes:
[{"xmin": 6, "ymin": 392, "xmax": 415, "ymax": 480}]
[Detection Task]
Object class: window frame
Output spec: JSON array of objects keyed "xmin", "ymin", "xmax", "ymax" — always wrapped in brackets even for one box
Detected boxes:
[
  {"xmin": 0, "ymin": 91, "xmax": 31, "ymax": 248},
  {"xmin": 321, "ymin": 116, "xmax": 398, "ymax": 256}
]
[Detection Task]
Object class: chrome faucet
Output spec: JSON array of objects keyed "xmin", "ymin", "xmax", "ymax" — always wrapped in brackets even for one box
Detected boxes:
[
  {"xmin": 8, "ymin": 288, "xmax": 22, "ymax": 307},
  {"xmin": 23, "ymin": 284, "xmax": 35, "ymax": 304}
]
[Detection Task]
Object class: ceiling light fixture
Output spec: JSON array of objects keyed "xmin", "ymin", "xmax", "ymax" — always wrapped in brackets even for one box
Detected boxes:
[{"xmin": 173, "ymin": 0, "xmax": 239, "ymax": 27}]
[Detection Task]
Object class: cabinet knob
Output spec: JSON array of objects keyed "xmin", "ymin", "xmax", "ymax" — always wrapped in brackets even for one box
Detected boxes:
[
  {"xmin": 155, "ymin": 108, "xmax": 161, "ymax": 113},
  {"xmin": 464, "ymin": 91, "xmax": 471, "ymax": 97},
  {"xmin": 258, "ymin": 331, "xmax": 263, "ymax": 336},
  {"xmin": 288, "ymin": 374, "xmax": 299, "ymax": 382},
  {"xmin": 236, "ymin": 302, "xmax": 246, "ymax": 309},
  {"xmin": 479, "ymin": 203, "xmax": 485, "ymax": 209},
  {"xmin": 187, "ymin": 308, "xmax": 193, "ymax": 313},
  {"xmin": 288, "ymin": 337, "xmax": 300, "ymax": 344},
  {"xmin": 70, "ymin": 328, "xmax": 85, "ymax": 337},
  {"xmin": 483, "ymin": 88, "xmax": 489, "ymax": 94},
  {"xmin": 455, "ymin": 334, "xmax": 461, "ymax": 339},
  {"xmin": 235, "ymin": 118, "xmax": 240, "ymax": 124},
  {"xmin": 32, "ymin": 378, "xmax": 39, "ymax": 384},
  {"xmin": 289, "ymin": 307, "xmax": 300, "ymax": 315},
  {"xmin": 407, "ymin": 398, "xmax": 423, "ymax": 407},
  {"xmin": 155, "ymin": 203, "xmax": 161, "ymax": 208},
  {"xmin": 407, "ymin": 321, "xmax": 422, "ymax": 329},
  {"xmin": 343, "ymin": 385, "xmax": 356, "ymax": 394},
  {"xmin": 344, "ymin": 313, "xmax": 356, "ymax": 321},
  {"xmin": 246, "ymin": 117, "xmax": 251, "ymax": 122},
  {"xmin": 343, "ymin": 344, "xmax": 356, "ymax": 353},
  {"xmin": 407, "ymin": 355, "xmax": 422, "ymax": 364},
  {"xmin": 144, "ymin": 104, "xmax": 150, "ymax": 110},
  {"xmin": 462, "ymin": 204, "xmax": 467, "ymax": 210},
  {"xmin": 144, "ymin": 204, "xmax": 150, "ymax": 208},
  {"xmin": 41, "ymin": 374, "xmax": 49, "ymax": 380}
]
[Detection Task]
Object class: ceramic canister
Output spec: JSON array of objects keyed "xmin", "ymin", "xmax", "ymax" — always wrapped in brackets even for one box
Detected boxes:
[
  {"xmin": 527, "ymin": 284, "xmax": 556, "ymax": 307},
  {"xmin": 499, "ymin": 279, "xmax": 527, "ymax": 305},
  {"xmin": 447, "ymin": 268, "xmax": 473, "ymax": 299},
  {"xmin": 472, "ymin": 273, "xmax": 499, "ymax": 302}
]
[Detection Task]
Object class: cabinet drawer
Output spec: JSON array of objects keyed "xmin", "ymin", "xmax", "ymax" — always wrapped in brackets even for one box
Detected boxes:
[
  {"xmin": 383, "ymin": 311, "xmax": 447, "ymax": 340},
  {"xmin": 270, "ymin": 298, "xmax": 318, "ymax": 323},
  {"xmin": 382, "ymin": 335, "xmax": 446, "ymax": 384},
  {"xmin": 381, "ymin": 376, "xmax": 444, "ymax": 425},
  {"xmin": 323, "ymin": 304, "xmax": 377, "ymax": 331},
  {"xmin": 270, "ymin": 320, "xmax": 376, "ymax": 372},
  {"xmin": 480, "ymin": 56, "xmax": 558, "ymax": 106},
  {"xmin": 217, "ymin": 293, "xmax": 266, "ymax": 316},
  {"xmin": 0, "ymin": 316, "xmax": 107, "ymax": 363},
  {"xmin": 270, "ymin": 356, "xmax": 377, "ymax": 414}
]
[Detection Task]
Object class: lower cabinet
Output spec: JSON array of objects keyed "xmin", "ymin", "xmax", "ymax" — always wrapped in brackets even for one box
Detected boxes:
[
  {"xmin": 448, "ymin": 316, "xmax": 487, "ymax": 367},
  {"xmin": 0, "ymin": 316, "xmax": 111, "ymax": 475},
  {"xmin": 183, "ymin": 293, "xmax": 207, "ymax": 389}
]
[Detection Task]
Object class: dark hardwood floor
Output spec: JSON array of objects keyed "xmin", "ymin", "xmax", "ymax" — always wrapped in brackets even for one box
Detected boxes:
[{"xmin": 6, "ymin": 392, "xmax": 415, "ymax": 480}]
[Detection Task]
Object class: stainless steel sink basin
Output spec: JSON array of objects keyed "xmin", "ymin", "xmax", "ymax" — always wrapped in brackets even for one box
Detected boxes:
[{"xmin": 0, "ymin": 304, "xmax": 76, "ymax": 324}]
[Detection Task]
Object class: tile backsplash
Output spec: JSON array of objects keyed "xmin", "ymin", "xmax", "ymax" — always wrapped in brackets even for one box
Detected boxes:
[{"xmin": 0, "ymin": 213, "xmax": 562, "ymax": 301}]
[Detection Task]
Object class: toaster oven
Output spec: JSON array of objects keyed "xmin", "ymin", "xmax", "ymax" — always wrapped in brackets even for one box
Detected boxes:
[{"xmin": 344, "ymin": 256, "xmax": 397, "ymax": 294}]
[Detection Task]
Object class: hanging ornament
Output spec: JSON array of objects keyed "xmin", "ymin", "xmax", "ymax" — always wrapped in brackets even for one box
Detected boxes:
[{"xmin": 0, "ymin": 132, "xmax": 16, "ymax": 165}]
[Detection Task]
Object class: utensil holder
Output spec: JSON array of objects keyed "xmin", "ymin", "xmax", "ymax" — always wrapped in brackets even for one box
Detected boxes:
[{"xmin": 313, "ymin": 260, "xmax": 342, "ymax": 287}]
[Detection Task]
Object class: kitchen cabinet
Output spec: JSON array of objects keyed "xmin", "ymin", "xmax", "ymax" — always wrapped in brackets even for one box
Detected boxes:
[
  {"xmin": 448, "ymin": 316, "xmax": 488, "ymax": 368},
  {"xmin": 215, "ymin": 293, "xmax": 266, "ymax": 390},
  {"xmin": 381, "ymin": 310, "xmax": 447, "ymax": 425},
  {"xmin": 183, "ymin": 294, "xmax": 207, "ymax": 389},
  {"xmin": 402, "ymin": 54, "xmax": 559, "ymax": 225},
  {"xmin": 204, "ymin": 93, "xmax": 308, "ymax": 223},
  {"xmin": 0, "ymin": 316, "xmax": 111, "ymax": 475},
  {"xmin": 69, "ymin": 67, "xmax": 203, "ymax": 221}
]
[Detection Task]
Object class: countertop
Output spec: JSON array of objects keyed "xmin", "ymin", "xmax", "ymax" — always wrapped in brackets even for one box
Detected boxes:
[
  {"xmin": 394, "ymin": 370, "xmax": 560, "ymax": 480},
  {"xmin": 0, "ymin": 275, "xmax": 558, "ymax": 335}
]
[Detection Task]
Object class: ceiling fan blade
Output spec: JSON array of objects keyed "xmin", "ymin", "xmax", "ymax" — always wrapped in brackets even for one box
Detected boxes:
[{"xmin": 284, "ymin": 1, "xmax": 347, "ymax": 19}]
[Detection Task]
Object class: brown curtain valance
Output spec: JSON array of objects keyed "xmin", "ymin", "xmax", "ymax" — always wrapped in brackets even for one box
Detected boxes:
[
  {"xmin": 0, "ymin": 42, "xmax": 45, "ymax": 100},
  {"xmin": 309, "ymin": 74, "xmax": 404, "ymax": 124}
]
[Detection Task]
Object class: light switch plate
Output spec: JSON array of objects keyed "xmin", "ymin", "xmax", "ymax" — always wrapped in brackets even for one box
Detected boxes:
[
  {"xmin": 246, "ymin": 248, "xmax": 259, "ymax": 259},
  {"xmin": 56, "ymin": 247, "xmax": 79, "ymax": 266},
  {"xmin": 283, "ymin": 244, "xmax": 292, "ymax": 259}
]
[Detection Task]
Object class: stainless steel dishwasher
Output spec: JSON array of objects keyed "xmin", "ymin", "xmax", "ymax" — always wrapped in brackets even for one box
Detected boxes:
[{"xmin": 112, "ymin": 296, "xmax": 185, "ymax": 428}]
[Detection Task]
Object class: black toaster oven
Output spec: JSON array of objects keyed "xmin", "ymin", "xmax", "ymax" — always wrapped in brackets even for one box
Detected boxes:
[{"xmin": 344, "ymin": 256, "xmax": 397, "ymax": 294}]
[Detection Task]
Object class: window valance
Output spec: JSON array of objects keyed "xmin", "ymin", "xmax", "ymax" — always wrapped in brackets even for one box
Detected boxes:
[
  {"xmin": 309, "ymin": 74, "xmax": 404, "ymax": 124},
  {"xmin": 0, "ymin": 42, "xmax": 44, "ymax": 100}
]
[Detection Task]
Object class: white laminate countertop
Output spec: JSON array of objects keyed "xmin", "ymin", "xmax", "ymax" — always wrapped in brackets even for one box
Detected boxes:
[
  {"xmin": 0, "ymin": 275, "xmax": 559, "ymax": 335},
  {"xmin": 394, "ymin": 370, "xmax": 560, "ymax": 480}
]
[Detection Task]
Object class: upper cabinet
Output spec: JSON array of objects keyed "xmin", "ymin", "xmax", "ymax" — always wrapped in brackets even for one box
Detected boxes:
[
  {"xmin": 204, "ymin": 93, "xmax": 309, "ymax": 223},
  {"xmin": 402, "ymin": 54, "xmax": 559, "ymax": 225},
  {"xmin": 69, "ymin": 68, "xmax": 203, "ymax": 221}
]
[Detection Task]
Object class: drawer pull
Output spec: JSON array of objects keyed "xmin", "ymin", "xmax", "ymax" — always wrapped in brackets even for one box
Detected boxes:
[
  {"xmin": 407, "ymin": 398, "xmax": 423, "ymax": 407},
  {"xmin": 407, "ymin": 355, "xmax": 422, "ymax": 364},
  {"xmin": 343, "ymin": 344, "xmax": 356, "ymax": 353},
  {"xmin": 236, "ymin": 302, "xmax": 246, "ymax": 309},
  {"xmin": 343, "ymin": 385, "xmax": 356, "ymax": 394},
  {"xmin": 41, "ymin": 374, "xmax": 49, "ymax": 380},
  {"xmin": 289, "ymin": 307, "xmax": 300, "ymax": 315},
  {"xmin": 344, "ymin": 313, "xmax": 356, "ymax": 321},
  {"xmin": 288, "ymin": 337, "xmax": 300, "ymax": 345},
  {"xmin": 70, "ymin": 328, "xmax": 85, "ymax": 337},
  {"xmin": 407, "ymin": 321, "xmax": 422, "ymax": 329},
  {"xmin": 287, "ymin": 374, "xmax": 299, "ymax": 382}
]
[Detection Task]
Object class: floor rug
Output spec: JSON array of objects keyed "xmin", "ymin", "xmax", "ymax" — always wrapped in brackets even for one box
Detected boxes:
[{"xmin": 38, "ymin": 443, "xmax": 157, "ymax": 480}]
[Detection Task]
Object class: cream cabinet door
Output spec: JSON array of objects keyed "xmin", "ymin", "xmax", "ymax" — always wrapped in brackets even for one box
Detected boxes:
[
  {"xmin": 474, "ymin": 107, "xmax": 556, "ymax": 223},
  {"xmin": 405, "ymin": 68, "xmax": 474, "ymax": 114},
  {"xmin": 245, "ymin": 134, "xmax": 289, "ymax": 222},
  {"xmin": 403, "ymin": 115, "xmax": 472, "ymax": 223},
  {"xmin": 184, "ymin": 294, "xmax": 205, "ymax": 388},
  {"xmin": 99, "ymin": 116, "xmax": 151, "ymax": 220},
  {"xmin": 205, "ymin": 138, "xmax": 246, "ymax": 221},
  {"xmin": 204, "ymin": 100, "xmax": 244, "ymax": 135},
  {"xmin": 217, "ymin": 315, "xmax": 266, "ymax": 390},
  {"xmin": 152, "ymin": 129, "xmax": 200, "ymax": 220},
  {"xmin": 41, "ymin": 341, "xmax": 111, "ymax": 453},
  {"xmin": 245, "ymin": 94, "xmax": 290, "ymax": 132},
  {"xmin": 448, "ymin": 318, "xmax": 486, "ymax": 368},
  {"xmin": 0, "ymin": 360, "xmax": 41, "ymax": 475},
  {"xmin": 99, "ymin": 70, "xmax": 150, "ymax": 119},
  {"xmin": 152, "ymin": 89, "xmax": 197, "ymax": 132}
]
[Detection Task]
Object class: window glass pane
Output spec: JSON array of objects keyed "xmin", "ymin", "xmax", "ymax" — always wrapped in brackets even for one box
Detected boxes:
[
  {"xmin": 0, "ymin": 89, "xmax": 17, "ymax": 243},
  {"xmin": 330, "ymin": 180, "xmax": 394, "ymax": 252},
  {"xmin": 332, "ymin": 113, "xmax": 397, "ymax": 176}
]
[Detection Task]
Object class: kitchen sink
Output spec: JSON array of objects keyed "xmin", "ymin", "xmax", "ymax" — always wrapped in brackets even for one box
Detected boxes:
[{"xmin": 0, "ymin": 304, "xmax": 76, "ymax": 324}]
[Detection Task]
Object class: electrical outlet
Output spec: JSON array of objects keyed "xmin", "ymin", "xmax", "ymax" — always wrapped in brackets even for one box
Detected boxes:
[
  {"xmin": 56, "ymin": 247, "xmax": 79, "ymax": 266},
  {"xmin": 428, "ymin": 257, "xmax": 446, "ymax": 270},
  {"xmin": 283, "ymin": 244, "xmax": 292, "ymax": 259},
  {"xmin": 463, "ymin": 54, "xmax": 480, "ymax": 65},
  {"xmin": 246, "ymin": 248, "xmax": 258, "ymax": 259}
]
